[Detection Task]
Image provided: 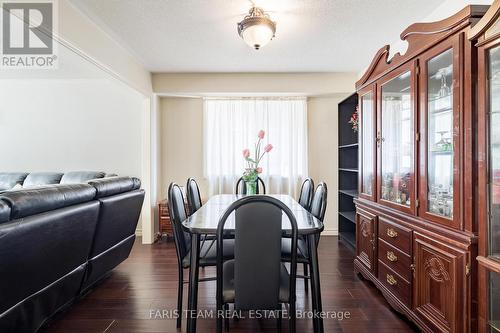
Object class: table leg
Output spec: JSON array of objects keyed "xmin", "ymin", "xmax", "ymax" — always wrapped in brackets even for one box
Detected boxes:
[
  {"xmin": 187, "ymin": 234, "xmax": 200, "ymax": 333},
  {"xmin": 308, "ymin": 233, "xmax": 323, "ymax": 333}
]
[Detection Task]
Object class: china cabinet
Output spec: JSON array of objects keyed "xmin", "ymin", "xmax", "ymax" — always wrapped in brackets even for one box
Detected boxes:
[
  {"xmin": 469, "ymin": 2, "xmax": 500, "ymax": 332},
  {"xmin": 354, "ymin": 5, "xmax": 489, "ymax": 333}
]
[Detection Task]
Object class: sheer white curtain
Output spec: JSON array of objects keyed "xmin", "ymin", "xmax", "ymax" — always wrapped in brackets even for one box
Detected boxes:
[{"xmin": 203, "ymin": 97, "xmax": 308, "ymax": 197}]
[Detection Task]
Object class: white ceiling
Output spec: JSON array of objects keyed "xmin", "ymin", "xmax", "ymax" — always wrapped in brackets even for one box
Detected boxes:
[{"xmin": 69, "ymin": 0, "xmax": 443, "ymax": 73}]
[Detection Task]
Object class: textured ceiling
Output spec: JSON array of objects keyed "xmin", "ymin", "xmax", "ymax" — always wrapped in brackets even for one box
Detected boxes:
[{"xmin": 69, "ymin": 0, "xmax": 444, "ymax": 73}]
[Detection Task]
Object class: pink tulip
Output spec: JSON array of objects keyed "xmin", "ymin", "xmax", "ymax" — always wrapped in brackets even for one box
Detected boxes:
[
  {"xmin": 258, "ymin": 130, "xmax": 265, "ymax": 139},
  {"xmin": 264, "ymin": 144, "xmax": 273, "ymax": 152},
  {"xmin": 256, "ymin": 167, "xmax": 263, "ymax": 173},
  {"xmin": 242, "ymin": 149, "xmax": 250, "ymax": 158}
]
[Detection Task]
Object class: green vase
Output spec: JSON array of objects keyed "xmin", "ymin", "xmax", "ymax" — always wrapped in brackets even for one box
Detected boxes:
[{"xmin": 245, "ymin": 180, "xmax": 257, "ymax": 195}]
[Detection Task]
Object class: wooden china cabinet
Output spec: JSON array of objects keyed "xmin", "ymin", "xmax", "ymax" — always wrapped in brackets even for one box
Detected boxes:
[
  {"xmin": 469, "ymin": 2, "xmax": 500, "ymax": 332},
  {"xmin": 354, "ymin": 5, "xmax": 489, "ymax": 333}
]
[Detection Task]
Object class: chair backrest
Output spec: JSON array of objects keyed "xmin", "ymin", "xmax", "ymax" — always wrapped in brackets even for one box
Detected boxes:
[
  {"xmin": 186, "ymin": 178, "xmax": 202, "ymax": 215},
  {"xmin": 217, "ymin": 196, "xmax": 298, "ymax": 311},
  {"xmin": 234, "ymin": 177, "xmax": 266, "ymax": 194},
  {"xmin": 310, "ymin": 182, "xmax": 328, "ymax": 222},
  {"xmin": 298, "ymin": 178, "xmax": 314, "ymax": 210},
  {"xmin": 168, "ymin": 183, "xmax": 191, "ymax": 262}
]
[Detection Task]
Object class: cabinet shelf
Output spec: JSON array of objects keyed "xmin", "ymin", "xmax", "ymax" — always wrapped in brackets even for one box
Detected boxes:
[
  {"xmin": 339, "ymin": 231, "xmax": 356, "ymax": 248},
  {"xmin": 339, "ymin": 168, "xmax": 358, "ymax": 173},
  {"xmin": 339, "ymin": 143, "xmax": 359, "ymax": 149},
  {"xmin": 339, "ymin": 211, "xmax": 356, "ymax": 223},
  {"xmin": 339, "ymin": 189, "xmax": 358, "ymax": 198},
  {"xmin": 430, "ymin": 107, "xmax": 453, "ymax": 115},
  {"xmin": 338, "ymin": 92, "xmax": 358, "ymax": 252},
  {"xmin": 489, "ymin": 321, "xmax": 500, "ymax": 333}
]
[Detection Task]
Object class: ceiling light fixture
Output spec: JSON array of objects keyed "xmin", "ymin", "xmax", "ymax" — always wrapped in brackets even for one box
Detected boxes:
[{"xmin": 237, "ymin": 6, "xmax": 276, "ymax": 50}]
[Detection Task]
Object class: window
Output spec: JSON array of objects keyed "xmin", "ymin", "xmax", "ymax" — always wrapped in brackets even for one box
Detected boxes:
[{"xmin": 203, "ymin": 98, "xmax": 308, "ymax": 196}]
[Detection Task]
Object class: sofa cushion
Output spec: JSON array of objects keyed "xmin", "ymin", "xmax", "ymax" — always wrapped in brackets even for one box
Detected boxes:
[
  {"xmin": 0, "ymin": 184, "xmax": 96, "ymax": 219},
  {"xmin": 0, "ymin": 173, "xmax": 29, "ymax": 191},
  {"xmin": 60, "ymin": 171, "xmax": 105, "ymax": 184},
  {"xmin": 88, "ymin": 177, "xmax": 136, "ymax": 198},
  {"xmin": 23, "ymin": 172, "xmax": 64, "ymax": 188},
  {"xmin": 0, "ymin": 201, "xmax": 10, "ymax": 223}
]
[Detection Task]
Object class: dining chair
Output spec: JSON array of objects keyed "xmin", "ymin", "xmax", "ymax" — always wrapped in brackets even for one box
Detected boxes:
[
  {"xmin": 167, "ymin": 182, "xmax": 235, "ymax": 329},
  {"xmin": 186, "ymin": 178, "xmax": 203, "ymax": 215},
  {"xmin": 298, "ymin": 178, "xmax": 314, "ymax": 211},
  {"xmin": 281, "ymin": 182, "xmax": 327, "ymax": 292},
  {"xmin": 216, "ymin": 196, "xmax": 298, "ymax": 333},
  {"xmin": 234, "ymin": 176, "xmax": 266, "ymax": 194}
]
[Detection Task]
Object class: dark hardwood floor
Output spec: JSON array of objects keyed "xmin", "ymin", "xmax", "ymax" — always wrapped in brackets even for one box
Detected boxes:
[{"xmin": 41, "ymin": 236, "xmax": 418, "ymax": 333}]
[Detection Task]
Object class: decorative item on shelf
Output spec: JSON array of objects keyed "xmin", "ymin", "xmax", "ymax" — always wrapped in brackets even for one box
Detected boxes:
[
  {"xmin": 428, "ymin": 184, "xmax": 453, "ymax": 218},
  {"xmin": 381, "ymin": 172, "xmax": 410, "ymax": 206},
  {"xmin": 432, "ymin": 131, "xmax": 453, "ymax": 152},
  {"xmin": 241, "ymin": 130, "xmax": 273, "ymax": 195},
  {"xmin": 348, "ymin": 105, "xmax": 359, "ymax": 132},
  {"xmin": 237, "ymin": 6, "xmax": 276, "ymax": 50}
]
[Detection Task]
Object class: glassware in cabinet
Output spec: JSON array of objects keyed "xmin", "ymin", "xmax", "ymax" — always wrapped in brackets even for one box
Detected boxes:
[{"xmin": 426, "ymin": 49, "xmax": 454, "ymax": 218}]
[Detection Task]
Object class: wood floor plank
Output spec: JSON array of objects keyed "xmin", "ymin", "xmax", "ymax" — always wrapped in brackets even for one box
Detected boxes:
[{"xmin": 40, "ymin": 236, "xmax": 418, "ymax": 333}]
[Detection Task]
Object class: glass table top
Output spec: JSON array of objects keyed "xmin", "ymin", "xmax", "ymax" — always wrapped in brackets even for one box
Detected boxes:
[{"xmin": 182, "ymin": 194, "xmax": 324, "ymax": 235}]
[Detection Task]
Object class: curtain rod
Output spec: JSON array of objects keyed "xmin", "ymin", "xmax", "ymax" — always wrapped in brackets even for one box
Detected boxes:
[{"xmin": 202, "ymin": 96, "xmax": 308, "ymax": 101}]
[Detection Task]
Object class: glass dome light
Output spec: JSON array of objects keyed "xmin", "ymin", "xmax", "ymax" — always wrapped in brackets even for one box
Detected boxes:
[{"xmin": 237, "ymin": 7, "xmax": 276, "ymax": 50}]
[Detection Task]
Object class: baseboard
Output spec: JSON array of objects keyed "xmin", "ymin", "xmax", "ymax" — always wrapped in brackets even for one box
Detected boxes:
[
  {"xmin": 135, "ymin": 229, "xmax": 142, "ymax": 237},
  {"xmin": 321, "ymin": 229, "xmax": 338, "ymax": 236}
]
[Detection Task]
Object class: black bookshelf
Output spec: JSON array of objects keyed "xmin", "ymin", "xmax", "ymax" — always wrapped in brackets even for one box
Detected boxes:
[{"xmin": 338, "ymin": 93, "xmax": 358, "ymax": 250}]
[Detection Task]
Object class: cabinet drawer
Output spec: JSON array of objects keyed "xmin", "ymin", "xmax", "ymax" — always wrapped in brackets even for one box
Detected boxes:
[
  {"xmin": 159, "ymin": 206, "xmax": 169, "ymax": 217},
  {"xmin": 378, "ymin": 261, "xmax": 411, "ymax": 307},
  {"xmin": 378, "ymin": 238, "xmax": 412, "ymax": 282},
  {"xmin": 378, "ymin": 217, "xmax": 412, "ymax": 254}
]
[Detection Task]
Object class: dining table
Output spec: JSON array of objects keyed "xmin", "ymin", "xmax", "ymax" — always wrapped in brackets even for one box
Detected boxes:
[{"xmin": 181, "ymin": 194, "xmax": 325, "ymax": 333}]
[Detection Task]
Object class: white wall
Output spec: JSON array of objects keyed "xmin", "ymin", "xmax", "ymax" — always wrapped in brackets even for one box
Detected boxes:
[
  {"xmin": 159, "ymin": 97, "xmax": 205, "ymax": 200},
  {"xmin": 59, "ymin": 0, "xmax": 152, "ymax": 95},
  {"xmin": 0, "ymin": 78, "xmax": 144, "ymax": 176},
  {"xmin": 308, "ymin": 95, "xmax": 348, "ymax": 235}
]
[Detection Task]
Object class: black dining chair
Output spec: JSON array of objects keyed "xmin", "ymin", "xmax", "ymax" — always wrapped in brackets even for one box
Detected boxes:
[
  {"xmin": 168, "ymin": 182, "xmax": 235, "ymax": 329},
  {"xmin": 298, "ymin": 178, "xmax": 314, "ymax": 211},
  {"xmin": 216, "ymin": 196, "xmax": 298, "ymax": 333},
  {"xmin": 281, "ymin": 182, "xmax": 327, "ymax": 292},
  {"xmin": 234, "ymin": 176, "xmax": 266, "ymax": 194},
  {"xmin": 186, "ymin": 178, "xmax": 203, "ymax": 215}
]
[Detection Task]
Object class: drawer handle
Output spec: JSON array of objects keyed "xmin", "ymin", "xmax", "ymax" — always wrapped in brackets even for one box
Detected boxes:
[
  {"xmin": 386, "ymin": 274, "xmax": 397, "ymax": 286},
  {"xmin": 387, "ymin": 228, "xmax": 398, "ymax": 238},
  {"xmin": 387, "ymin": 251, "xmax": 398, "ymax": 262}
]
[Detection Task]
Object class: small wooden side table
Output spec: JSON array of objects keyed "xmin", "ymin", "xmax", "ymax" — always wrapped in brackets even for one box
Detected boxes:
[{"xmin": 158, "ymin": 199, "xmax": 190, "ymax": 241}]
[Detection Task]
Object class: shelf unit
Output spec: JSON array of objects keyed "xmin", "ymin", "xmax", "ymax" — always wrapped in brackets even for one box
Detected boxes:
[{"xmin": 338, "ymin": 93, "xmax": 358, "ymax": 249}]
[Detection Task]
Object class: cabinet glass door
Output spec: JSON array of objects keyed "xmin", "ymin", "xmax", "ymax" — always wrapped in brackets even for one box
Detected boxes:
[
  {"xmin": 361, "ymin": 90, "xmax": 375, "ymax": 198},
  {"xmin": 379, "ymin": 70, "xmax": 414, "ymax": 211},
  {"xmin": 426, "ymin": 49, "xmax": 455, "ymax": 219},
  {"xmin": 489, "ymin": 271, "xmax": 500, "ymax": 333},
  {"xmin": 489, "ymin": 45, "xmax": 500, "ymax": 260}
]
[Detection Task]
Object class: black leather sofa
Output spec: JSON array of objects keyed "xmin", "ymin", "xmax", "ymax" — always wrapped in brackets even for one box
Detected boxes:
[{"xmin": 0, "ymin": 172, "xmax": 144, "ymax": 333}]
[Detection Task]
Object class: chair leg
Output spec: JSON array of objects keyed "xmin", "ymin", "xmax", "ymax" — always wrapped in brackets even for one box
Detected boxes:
[
  {"xmin": 216, "ymin": 301, "xmax": 223, "ymax": 333},
  {"xmin": 224, "ymin": 303, "xmax": 230, "ymax": 331},
  {"xmin": 177, "ymin": 267, "xmax": 183, "ymax": 329},
  {"xmin": 289, "ymin": 301, "xmax": 296, "ymax": 333},
  {"xmin": 303, "ymin": 263, "xmax": 309, "ymax": 292},
  {"xmin": 277, "ymin": 305, "xmax": 282, "ymax": 332}
]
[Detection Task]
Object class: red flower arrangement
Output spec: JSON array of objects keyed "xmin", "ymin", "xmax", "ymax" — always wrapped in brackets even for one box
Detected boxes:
[{"xmin": 348, "ymin": 106, "xmax": 359, "ymax": 132}]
